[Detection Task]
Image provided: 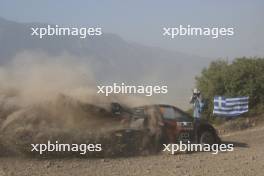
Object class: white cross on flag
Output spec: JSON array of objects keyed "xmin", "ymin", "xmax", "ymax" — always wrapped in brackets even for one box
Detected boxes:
[{"xmin": 213, "ymin": 96, "xmax": 249, "ymax": 117}]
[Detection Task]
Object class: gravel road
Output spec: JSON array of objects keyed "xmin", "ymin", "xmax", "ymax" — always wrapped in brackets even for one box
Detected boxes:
[{"xmin": 0, "ymin": 126, "xmax": 264, "ymax": 176}]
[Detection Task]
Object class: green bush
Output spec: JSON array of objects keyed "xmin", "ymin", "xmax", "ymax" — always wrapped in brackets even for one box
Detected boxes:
[{"xmin": 195, "ymin": 57, "xmax": 264, "ymax": 121}]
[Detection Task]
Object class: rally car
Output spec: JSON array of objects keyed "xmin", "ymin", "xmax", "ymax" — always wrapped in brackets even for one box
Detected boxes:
[{"xmin": 111, "ymin": 103, "xmax": 221, "ymax": 145}]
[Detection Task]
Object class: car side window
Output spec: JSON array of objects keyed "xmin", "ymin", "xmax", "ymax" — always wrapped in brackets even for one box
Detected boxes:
[
  {"xmin": 161, "ymin": 107, "xmax": 181, "ymax": 120},
  {"xmin": 174, "ymin": 109, "xmax": 192, "ymax": 121},
  {"xmin": 174, "ymin": 109, "xmax": 184, "ymax": 119}
]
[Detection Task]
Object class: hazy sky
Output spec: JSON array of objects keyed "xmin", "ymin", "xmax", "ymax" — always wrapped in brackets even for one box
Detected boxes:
[{"xmin": 1, "ymin": 0, "xmax": 263, "ymax": 59}]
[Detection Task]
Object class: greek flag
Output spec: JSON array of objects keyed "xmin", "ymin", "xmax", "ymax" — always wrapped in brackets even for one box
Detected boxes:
[{"xmin": 213, "ymin": 96, "xmax": 249, "ymax": 117}]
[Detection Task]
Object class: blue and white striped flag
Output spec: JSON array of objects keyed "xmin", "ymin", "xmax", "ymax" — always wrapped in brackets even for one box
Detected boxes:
[{"xmin": 213, "ymin": 96, "xmax": 249, "ymax": 117}]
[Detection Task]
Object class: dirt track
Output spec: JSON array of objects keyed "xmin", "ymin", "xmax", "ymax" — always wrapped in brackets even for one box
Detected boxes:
[{"xmin": 0, "ymin": 126, "xmax": 264, "ymax": 176}]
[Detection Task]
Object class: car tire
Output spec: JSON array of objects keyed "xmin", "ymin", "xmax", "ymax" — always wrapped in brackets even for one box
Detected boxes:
[{"xmin": 199, "ymin": 131, "xmax": 216, "ymax": 145}]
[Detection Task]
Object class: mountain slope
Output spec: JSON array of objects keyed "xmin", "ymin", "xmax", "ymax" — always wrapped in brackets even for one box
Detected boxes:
[{"xmin": 0, "ymin": 17, "xmax": 211, "ymax": 108}]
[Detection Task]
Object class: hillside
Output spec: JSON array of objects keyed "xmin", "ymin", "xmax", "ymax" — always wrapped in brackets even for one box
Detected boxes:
[{"xmin": 0, "ymin": 17, "xmax": 211, "ymax": 108}]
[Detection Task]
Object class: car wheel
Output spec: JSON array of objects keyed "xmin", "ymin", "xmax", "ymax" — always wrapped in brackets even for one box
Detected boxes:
[{"xmin": 199, "ymin": 131, "xmax": 215, "ymax": 145}]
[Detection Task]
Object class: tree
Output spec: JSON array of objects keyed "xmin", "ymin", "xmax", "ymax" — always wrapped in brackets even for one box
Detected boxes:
[{"xmin": 195, "ymin": 57, "xmax": 264, "ymax": 120}]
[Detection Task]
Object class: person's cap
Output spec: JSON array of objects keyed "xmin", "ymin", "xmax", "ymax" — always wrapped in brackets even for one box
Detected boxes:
[{"xmin": 193, "ymin": 88, "xmax": 200, "ymax": 94}]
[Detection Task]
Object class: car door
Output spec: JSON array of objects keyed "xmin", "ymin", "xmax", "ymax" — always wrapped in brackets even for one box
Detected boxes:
[{"xmin": 160, "ymin": 106, "xmax": 193, "ymax": 143}]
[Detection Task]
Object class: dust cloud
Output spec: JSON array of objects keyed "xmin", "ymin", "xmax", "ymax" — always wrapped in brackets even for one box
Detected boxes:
[{"xmin": 0, "ymin": 51, "xmax": 151, "ymax": 157}]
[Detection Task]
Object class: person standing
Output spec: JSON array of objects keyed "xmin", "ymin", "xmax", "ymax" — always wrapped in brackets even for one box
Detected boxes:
[{"xmin": 190, "ymin": 88, "xmax": 203, "ymax": 142}]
